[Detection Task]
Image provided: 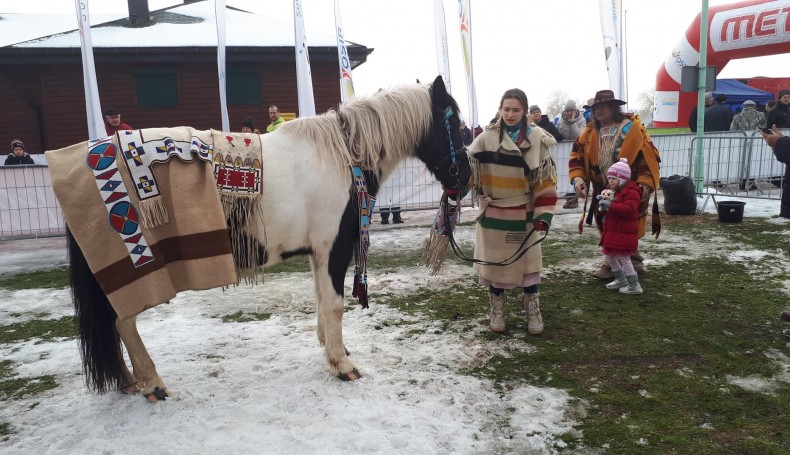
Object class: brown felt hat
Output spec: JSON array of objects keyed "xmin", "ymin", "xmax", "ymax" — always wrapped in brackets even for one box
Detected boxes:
[{"xmin": 591, "ymin": 89, "xmax": 626, "ymax": 107}]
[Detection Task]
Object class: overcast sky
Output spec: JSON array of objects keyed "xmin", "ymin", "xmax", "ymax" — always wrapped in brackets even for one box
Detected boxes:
[{"xmin": 2, "ymin": 0, "xmax": 789, "ymax": 125}]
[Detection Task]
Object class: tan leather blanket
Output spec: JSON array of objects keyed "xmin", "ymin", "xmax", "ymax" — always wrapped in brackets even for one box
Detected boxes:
[{"xmin": 46, "ymin": 127, "xmax": 262, "ymax": 320}]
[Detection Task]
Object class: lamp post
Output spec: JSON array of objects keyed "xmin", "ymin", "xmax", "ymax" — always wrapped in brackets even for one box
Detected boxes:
[{"xmin": 693, "ymin": 0, "xmax": 710, "ymax": 193}]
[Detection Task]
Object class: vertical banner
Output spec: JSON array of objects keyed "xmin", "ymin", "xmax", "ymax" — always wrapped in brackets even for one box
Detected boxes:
[
  {"xmin": 599, "ymin": 0, "xmax": 625, "ymax": 103},
  {"xmin": 215, "ymin": 0, "xmax": 229, "ymax": 132},
  {"xmin": 74, "ymin": 0, "xmax": 105, "ymax": 139},
  {"xmin": 434, "ymin": 0, "xmax": 451, "ymax": 94},
  {"xmin": 293, "ymin": 0, "xmax": 316, "ymax": 117},
  {"xmin": 458, "ymin": 0, "xmax": 477, "ymax": 130},
  {"xmin": 334, "ymin": 0, "xmax": 355, "ymax": 105}
]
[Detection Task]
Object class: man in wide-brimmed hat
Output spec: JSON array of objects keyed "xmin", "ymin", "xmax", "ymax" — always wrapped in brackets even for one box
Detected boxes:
[{"xmin": 568, "ymin": 89, "xmax": 661, "ymax": 279}]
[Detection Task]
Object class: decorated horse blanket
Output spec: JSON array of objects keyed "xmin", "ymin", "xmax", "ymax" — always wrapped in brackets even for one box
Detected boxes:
[{"xmin": 46, "ymin": 127, "xmax": 263, "ymax": 320}]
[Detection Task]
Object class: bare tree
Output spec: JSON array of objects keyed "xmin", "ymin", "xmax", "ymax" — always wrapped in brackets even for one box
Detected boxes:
[
  {"xmin": 637, "ymin": 89, "xmax": 655, "ymax": 125},
  {"xmin": 545, "ymin": 90, "xmax": 571, "ymax": 120}
]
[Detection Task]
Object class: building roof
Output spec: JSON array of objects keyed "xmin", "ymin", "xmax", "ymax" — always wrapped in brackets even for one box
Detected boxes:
[{"xmin": 0, "ymin": 1, "xmax": 371, "ymax": 66}]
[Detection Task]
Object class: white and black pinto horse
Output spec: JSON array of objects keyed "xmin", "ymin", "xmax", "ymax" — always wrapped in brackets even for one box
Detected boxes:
[{"xmin": 67, "ymin": 76, "xmax": 472, "ymax": 401}]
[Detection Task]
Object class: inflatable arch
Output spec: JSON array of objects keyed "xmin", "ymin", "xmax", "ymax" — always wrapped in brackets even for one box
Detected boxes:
[{"xmin": 654, "ymin": 0, "xmax": 790, "ymax": 127}]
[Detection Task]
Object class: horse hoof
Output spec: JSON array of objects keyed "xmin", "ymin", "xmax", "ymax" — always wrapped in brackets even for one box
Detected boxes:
[
  {"xmin": 144, "ymin": 387, "xmax": 169, "ymax": 403},
  {"xmin": 121, "ymin": 381, "xmax": 143, "ymax": 394},
  {"xmin": 338, "ymin": 369, "xmax": 362, "ymax": 381},
  {"xmin": 345, "ymin": 347, "xmax": 351, "ymax": 356}
]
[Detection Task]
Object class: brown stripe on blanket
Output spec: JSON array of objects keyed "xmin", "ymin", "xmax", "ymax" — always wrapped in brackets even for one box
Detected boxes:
[{"xmin": 95, "ymin": 229, "xmax": 233, "ymax": 294}]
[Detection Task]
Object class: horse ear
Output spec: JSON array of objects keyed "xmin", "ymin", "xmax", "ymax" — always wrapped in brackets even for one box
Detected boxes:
[{"xmin": 432, "ymin": 75, "xmax": 448, "ymax": 104}]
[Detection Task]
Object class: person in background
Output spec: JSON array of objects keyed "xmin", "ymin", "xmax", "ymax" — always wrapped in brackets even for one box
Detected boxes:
[
  {"xmin": 267, "ymin": 105, "xmax": 285, "ymax": 133},
  {"xmin": 5, "ymin": 139, "xmax": 34, "ymax": 165},
  {"xmin": 688, "ymin": 93, "xmax": 714, "ymax": 132},
  {"xmin": 767, "ymin": 89, "xmax": 790, "ymax": 129},
  {"xmin": 104, "ymin": 108, "xmax": 133, "ymax": 136},
  {"xmin": 766, "ymin": 100, "xmax": 777, "ymax": 113},
  {"xmin": 704, "ymin": 93, "xmax": 733, "ymax": 132},
  {"xmin": 459, "ymin": 118, "xmax": 473, "ymax": 146},
  {"xmin": 597, "ymin": 158, "xmax": 643, "ymax": 295},
  {"xmin": 761, "ymin": 125, "xmax": 790, "ymax": 218},
  {"xmin": 467, "ymin": 88, "xmax": 558, "ymax": 336},
  {"xmin": 570, "ymin": 89, "xmax": 661, "ymax": 280},
  {"xmin": 555, "ymin": 100, "xmax": 586, "ymax": 142},
  {"xmin": 528, "ymin": 105, "xmax": 563, "ymax": 142},
  {"xmin": 729, "ymin": 100, "xmax": 766, "ymax": 131},
  {"xmin": 241, "ymin": 116, "xmax": 261, "ymax": 134},
  {"xmin": 582, "ymin": 98, "xmax": 595, "ymax": 124}
]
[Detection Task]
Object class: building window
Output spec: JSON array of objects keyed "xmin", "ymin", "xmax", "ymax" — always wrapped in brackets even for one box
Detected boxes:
[
  {"xmin": 227, "ymin": 68, "xmax": 261, "ymax": 105},
  {"xmin": 134, "ymin": 68, "xmax": 178, "ymax": 107}
]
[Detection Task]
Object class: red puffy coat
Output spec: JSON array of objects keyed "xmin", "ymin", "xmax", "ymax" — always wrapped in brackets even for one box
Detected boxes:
[{"xmin": 600, "ymin": 181, "xmax": 641, "ymax": 256}]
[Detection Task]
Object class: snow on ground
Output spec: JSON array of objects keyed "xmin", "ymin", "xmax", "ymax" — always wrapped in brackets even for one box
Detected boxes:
[{"xmin": 0, "ymin": 195, "xmax": 788, "ymax": 454}]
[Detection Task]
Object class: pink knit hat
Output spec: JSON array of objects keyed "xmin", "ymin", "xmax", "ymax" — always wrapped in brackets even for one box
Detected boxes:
[{"xmin": 607, "ymin": 158, "xmax": 631, "ymax": 182}]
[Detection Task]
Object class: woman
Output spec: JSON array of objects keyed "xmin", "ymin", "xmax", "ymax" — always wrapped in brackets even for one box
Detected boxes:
[{"xmin": 467, "ymin": 88, "xmax": 558, "ymax": 335}]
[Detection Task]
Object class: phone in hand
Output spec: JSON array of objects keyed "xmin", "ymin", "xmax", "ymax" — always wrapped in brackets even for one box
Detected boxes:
[{"xmin": 760, "ymin": 127, "xmax": 774, "ymax": 135}]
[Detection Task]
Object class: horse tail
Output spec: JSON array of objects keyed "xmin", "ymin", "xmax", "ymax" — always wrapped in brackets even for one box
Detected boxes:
[{"xmin": 67, "ymin": 228, "xmax": 127, "ymax": 393}]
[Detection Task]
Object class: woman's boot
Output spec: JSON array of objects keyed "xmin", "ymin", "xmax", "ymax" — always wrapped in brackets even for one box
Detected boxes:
[
  {"xmin": 523, "ymin": 293, "xmax": 544, "ymax": 335},
  {"xmin": 489, "ymin": 292, "xmax": 506, "ymax": 333}
]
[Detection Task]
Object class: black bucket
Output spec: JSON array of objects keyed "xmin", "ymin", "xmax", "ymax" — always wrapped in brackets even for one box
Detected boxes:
[{"xmin": 717, "ymin": 200, "xmax": 745, "ymax": 223}]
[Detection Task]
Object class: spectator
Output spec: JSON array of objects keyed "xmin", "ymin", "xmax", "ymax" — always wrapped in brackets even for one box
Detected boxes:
[
  {"xmin": 688, "ymin": 93, "xmax": 714, "ymax": 132},
  {"xmin": 466, "ymin": 88, "xmax": 558, "ymax": 335},
  {"xmin": 569, "ymin": 89, "xmax": 661, "ymax": 280},
  {"xmin": 5, "ymin": 139, "xmax": 34, "ymax": 165},
  {"xmin": 528, "ymin": 105, "xmax": 563, "ymax": 142},
  {"xmin": 760, "ymin": 126, "xmax": 790, "ymax": 218},
  {"xmin": 767, "ymin": 89, "xmax": 790, "ymax": 129},
  {"xmin": 704, "ymin": 93, "xmax": 734, "ymax": 132},
  {"xmin": 267, "ymin": 105, "xmax": 286, "ymax": 133},
  {"xmin": 459, "ymin": 118, "xmax": 473, "ymax": 146},
  {"xmin": 241, "ymin": 116, "xmax": 261, "ymax": 134},
  {"xmin": 103, "ymin": 108, "xmax": 133, "ymax": 136},
  {"xmin": 766, "ymin": 100, "xmax": 777, "ymax": 113},
  {"xmin": 729, "ymin": 100, "xmax": 766, "ymax": 131},
  {"xmin": 555, "ymin": 100, "xmax": 586, "ymax": 142},
  {"xmin": 379, "ymin": 206, "xmax": 403, "ymax": 224},
  {"xmin": 582, "ymin": 98, "xmax": 595, "ymax": 125}
]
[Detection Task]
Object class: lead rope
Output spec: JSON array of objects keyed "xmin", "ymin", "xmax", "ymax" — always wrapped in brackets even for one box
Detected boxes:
[{"xmin": 351, "ymin": 166, "xmax": 374, "ymax": 308}]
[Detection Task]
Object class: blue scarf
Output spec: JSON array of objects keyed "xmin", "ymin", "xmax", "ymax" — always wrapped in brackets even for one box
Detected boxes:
[{"xmin": 504, "ymin": 119, "xmax": 527, "ymax": 144}]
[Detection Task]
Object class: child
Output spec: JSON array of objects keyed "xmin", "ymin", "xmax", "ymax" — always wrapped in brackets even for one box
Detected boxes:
[{"xmin": 598, "ymin": 158, "xmax": 643, "ymax": 294}]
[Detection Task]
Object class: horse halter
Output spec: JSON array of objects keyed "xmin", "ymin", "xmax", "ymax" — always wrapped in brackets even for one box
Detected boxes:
[{"xmin": 431, "ymin": 107, "xmax": 469, "ymax": 193}]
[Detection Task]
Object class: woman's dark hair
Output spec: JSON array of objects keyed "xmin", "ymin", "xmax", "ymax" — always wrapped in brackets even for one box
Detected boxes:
[
  {"xmin": 592, "ymin": 103, "xmax": 626, "ymax": 130},
  {"xmin": 497, "ymin": 88, "xmax": 529, "ymax": 145}
]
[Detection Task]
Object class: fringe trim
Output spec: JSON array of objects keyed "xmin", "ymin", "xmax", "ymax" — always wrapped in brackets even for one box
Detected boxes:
[
  {"xmin": 530, "ymin": 154, "xmax": 558, "ymax": 188},
  {"xmin": 138, "ymin": 197, "xmax": 170, "ymax": 229},
  {"xmin": 422, "ymin": 228, "xmax": 450, "ymax": 276},
  {"xmin": 221, "ymin": 193, "xmax": 264, "ymax": 285}
]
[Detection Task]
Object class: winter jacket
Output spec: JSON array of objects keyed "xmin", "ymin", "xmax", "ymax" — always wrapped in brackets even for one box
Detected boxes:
[
  {"xmin": 4, "ymin": 153, "xmax": 35, "ymax": 165},
  {"xmin": 600, "ymin": 181, "xmax": 641, "ymax": 256},
  {"xmin": 556, "ymin": 111, "xmax": 586, "ymax": 141},
  {"xmin": 767, "ymin": 102, "xmax": 790, "ymax": 129},
  {"xmin": 704, "ymin": 102, "xmax": 734, "ymax": 132},
  {"xmin": 771, "ymin": 135, "xmax": 790, "ymax": 218},
  {"xmin": 105, "ymin": 122, "xmax": 133, "ymax": 136},
  {"xmin": 267, "ymin": 116, "xmax": 286, "ymax": 133},
  {"xmin": 460, "ymin": 126, "xmax": 473, "ymax": 146},
  {"xmin": 535, "ymin": 115, "xmax": 563, "ymax": 142},
  {"xmin": 569, "ymin": 115, "xmax": 661, "ymax": 238},
  {"xmin": 730, "ymin": 107, "xmax": 766, "ymax": 131},
  {"xmin": 467, "ymin": 123, "xmax": 558, "ymax": 286}
]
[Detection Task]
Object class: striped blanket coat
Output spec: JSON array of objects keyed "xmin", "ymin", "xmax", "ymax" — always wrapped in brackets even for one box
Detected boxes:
[{"xmin": 467, "ymin": 123, "xmax": 558, "ymax": 286}]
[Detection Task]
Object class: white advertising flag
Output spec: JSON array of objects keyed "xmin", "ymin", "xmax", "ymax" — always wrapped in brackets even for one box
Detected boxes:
[
  {"xmin": 74, "ymin": 0, "xmax": 105, "ymax": 139},
  {"xmin": 215, "ymin": 0, "xmax": 229, "ymax": 132},
  {"xmin": 599, "ymin": 0, "xmax": 625, "ymax": 102},
  {"xmin": 334, "ymin": 0, "xmax": 355, "ymax": 105},
  {"xmin": 293, "ymin": 0, "xmax": 316, "ymax": 117},
  {"xmin": 434, "ymin": 0, "xmax": 451, "ymax": 94},
  {"xmin": 458, "ymin": 0, "xmax": 477, "ymax": 129}
]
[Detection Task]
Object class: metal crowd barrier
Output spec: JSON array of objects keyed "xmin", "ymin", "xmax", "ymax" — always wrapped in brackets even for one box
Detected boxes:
[{"xmin": 1, "ymin": 130, "xmax": 786, "ymax": 240}]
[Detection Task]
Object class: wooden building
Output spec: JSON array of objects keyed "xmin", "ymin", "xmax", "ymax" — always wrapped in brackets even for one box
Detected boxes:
[{"xmin": 0, "ymin": 0, "xmax": 372, "ymax": 153}]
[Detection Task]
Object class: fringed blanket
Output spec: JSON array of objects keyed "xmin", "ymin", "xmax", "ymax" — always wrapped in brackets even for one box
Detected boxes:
[{"xmin": 46, "ymin": 127, "xmax": 264, "ymax": 320}]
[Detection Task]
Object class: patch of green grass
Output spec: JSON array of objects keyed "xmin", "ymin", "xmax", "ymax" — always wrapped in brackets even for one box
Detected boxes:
[
  {"xmin": 264, "ymin": 255, "xmax": 310, "ymax": 274},
  {"xmin": 0, "ymin": 317, "xmax": 76, "ymax": 344},
  {"xmin": 0, "ymin": 267, "xmax": 69, "ymax": 290},
  {"xmin": 0, "ymin": 374, "xmax": 58, "ymax": 401},
  {"xmin": 220, "ymin": 311, "xmax": 272, "ymax": 323},
  {"xmin": 0, "ymin": 421, "xmax": 11, "ymax": 439}
]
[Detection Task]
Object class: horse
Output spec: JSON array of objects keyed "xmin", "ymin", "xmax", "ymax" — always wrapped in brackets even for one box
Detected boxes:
[{"xmin": 56, "ymin": 75, "xmax": 472, "ymax": 402}]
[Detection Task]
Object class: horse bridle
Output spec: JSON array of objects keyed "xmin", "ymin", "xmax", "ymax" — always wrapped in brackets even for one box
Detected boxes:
[{"xmin": 432, "ymin": 107, "xmax": 468, "ymax": 194}]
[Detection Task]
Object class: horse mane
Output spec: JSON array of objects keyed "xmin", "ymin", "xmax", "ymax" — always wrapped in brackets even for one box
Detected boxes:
[{"xmin": 278, "ymin": 84, "xmax": 433, "ymax": 173}]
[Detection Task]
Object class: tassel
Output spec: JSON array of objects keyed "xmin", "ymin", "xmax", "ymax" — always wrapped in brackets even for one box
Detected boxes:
[
  {"xmin": 138, "ymin": 197, "xmax": 169, "ymax": 229},
  {"xmin": 651, "ymin": 192, "xmax": 662, "ymax": 239},
  {"xmin": 221, "ymin": 193, "xmax": 263, "ymax": 285},
  {"xmin": 423, "ymin": 228, "xmax": 450, "ymax": 275},
  {"xmin": 352, "ymin": 272, "xmax": 368, "ymax": 309}
]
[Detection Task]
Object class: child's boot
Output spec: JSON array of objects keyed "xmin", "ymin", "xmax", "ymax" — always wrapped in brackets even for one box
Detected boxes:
[
  {"xmin": 606, "ymin": 269, "xmax": 628, "ymax": 289},
  {"xmin": 619, "ymin": 274, "xmax": 643, "ymax": 295}
]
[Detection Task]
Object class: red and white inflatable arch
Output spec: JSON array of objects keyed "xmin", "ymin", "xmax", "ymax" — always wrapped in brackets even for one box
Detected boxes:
[{"xmin": 654, "ymin": 0, "xmax": 790, "ymax": 127}]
